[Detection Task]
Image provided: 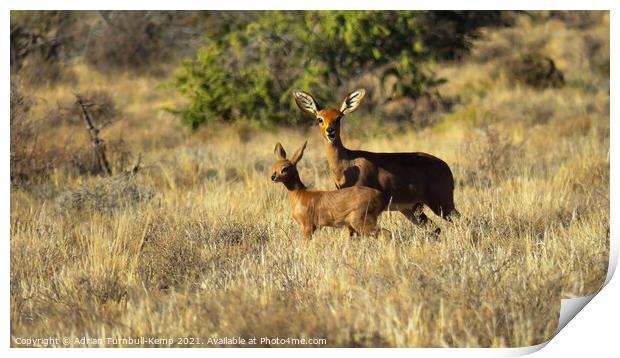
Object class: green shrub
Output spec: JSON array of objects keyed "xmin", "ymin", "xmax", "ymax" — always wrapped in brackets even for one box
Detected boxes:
[
  {"xmin": 174, "ymin": 11, "xmax": 516, "ymax": 129},
  {"xmin": 173, "ymin": 11, "xmax": 448, "ymax": 128},
  {"xmin": 174, "ymin": 10, "xmax": 510, "ymax": 128}
]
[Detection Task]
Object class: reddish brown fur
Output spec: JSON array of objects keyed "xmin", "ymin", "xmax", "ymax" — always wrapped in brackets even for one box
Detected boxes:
[
  {"xmin": 271, "ymin": 141, "xmax": 390, "ymax": 240},
  {"xmin": 294, "ymin": 89, "xmax": 459, "ymax": 231}
]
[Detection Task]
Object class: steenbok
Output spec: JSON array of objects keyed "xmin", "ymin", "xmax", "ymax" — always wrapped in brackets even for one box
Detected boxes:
[
  {"xmin": 271, "ymin": 141, "xmax": 390, "ymax": 240},
  {"xmin": 294, "ymin": 89, "xmax": 459, "ymax": 232}
]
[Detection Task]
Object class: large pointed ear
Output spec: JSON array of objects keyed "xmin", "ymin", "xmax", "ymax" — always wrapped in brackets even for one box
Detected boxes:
[
  {"xmin": 274, "ymin": 142, "xmax": 287, "ymax": 161},
  {"xmin": 339, "ymin": 89, "xmax": 366, "ymax": 115},
  {"xmin": 293, "ymin": 91, "xmax": 321, "ymax": 117},
  {"xmin": 289, "ymin": 140, "xmax": 307, "ymax": 165}
]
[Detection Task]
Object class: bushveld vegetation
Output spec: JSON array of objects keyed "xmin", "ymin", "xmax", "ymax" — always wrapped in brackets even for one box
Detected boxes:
[
  {"xmin": 10, "ymin": 11, "xmax": 609, "ymax": 347},
  {"xmin": 172, "ymin": 11, "xmax": 511, "ymax": 128}
]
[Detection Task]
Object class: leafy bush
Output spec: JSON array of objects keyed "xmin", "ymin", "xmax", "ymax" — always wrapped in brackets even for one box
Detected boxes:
[
  {"xmin": 173, "ymin": 11, "xmax": 434, "ymax": 127},
  {"xmin": 174, "ymin": 11, "xmax": 330, "ymax": 128},
  {"xmin": 174, "ymin": 11, "xmax": 506, "ymax": 128}
]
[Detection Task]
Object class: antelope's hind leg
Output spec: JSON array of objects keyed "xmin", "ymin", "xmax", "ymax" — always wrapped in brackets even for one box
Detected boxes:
[
  {"xmin": 350, "ymin": 216, "xmax": 379, "ymax": 237},
  {"xmin": 349, "ymin": 216, "xmax": 392, "ymax": 240},
  {"xmin": 401, "ymin": 203, "xmax": 441, "ymax": 235},
  {"xmin": 427, "ymin": 197, "xmax": 460, "ymax": 223},
  {"xmin": 400, "ymin": 204, "xmax": 431, "ymax": 226},
  {"xmin": 351, "ymin": 221, "xmax": 391, "ymax": 240}
]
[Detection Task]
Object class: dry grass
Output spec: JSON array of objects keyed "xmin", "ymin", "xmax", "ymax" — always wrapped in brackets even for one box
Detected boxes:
[{"xmin": 10, "ymin": 12, "xmax": 609, "ymax": 347}]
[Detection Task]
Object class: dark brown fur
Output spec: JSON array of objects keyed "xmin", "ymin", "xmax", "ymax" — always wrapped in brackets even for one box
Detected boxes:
[{"xmin": 294, "ymin": 89, "xmax": 459, "ymax": 231}]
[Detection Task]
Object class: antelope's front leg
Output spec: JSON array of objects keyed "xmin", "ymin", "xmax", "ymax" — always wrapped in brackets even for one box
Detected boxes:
[{"xmin": 302, "ymin": 224, "xmax": 315, "ymax": 241}]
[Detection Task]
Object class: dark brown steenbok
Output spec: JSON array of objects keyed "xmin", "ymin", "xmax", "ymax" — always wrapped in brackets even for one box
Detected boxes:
[
  {"xmin": 271, "ymin": 141, "xmax": 390, "ymax": 240},
  {"xmin": 293, "ymin": 89, "xmax": 459, "ymax": 231}
]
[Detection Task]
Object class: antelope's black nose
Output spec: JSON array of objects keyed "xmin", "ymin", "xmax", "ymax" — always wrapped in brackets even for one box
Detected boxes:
[
  {"xmin": 271, "ymin": 174, "xmax": 277, "ymax": 182},
  {"xmin": 326, "ymin": 127, "xmax": 335, "ymax": 134}
]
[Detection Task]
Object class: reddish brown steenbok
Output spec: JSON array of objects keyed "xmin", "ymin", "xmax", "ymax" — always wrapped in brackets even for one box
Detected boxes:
[
  {"xmin": 271, "ymin": 141, "xmax": 390, "ymax": 240},
  {"xmin": 293, "ymin": 89, "xmax": 459, "ymax": 231}
]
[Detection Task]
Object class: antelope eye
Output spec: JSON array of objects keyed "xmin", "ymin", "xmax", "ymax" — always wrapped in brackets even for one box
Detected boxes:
[
  {"xmin": 317, "ymin": 118, "xmax": 324, "ymax": 126},
  {"xmin": 281, "ymin": 167, "xmax": 289, "ymax": 174}
]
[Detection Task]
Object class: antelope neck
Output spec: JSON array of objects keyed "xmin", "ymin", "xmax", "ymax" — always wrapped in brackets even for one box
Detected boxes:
[
  {"xmin": 282, "ymin": 172, "xmax": 306, "ymax": 192},
  {"xmin": 324, "ymin": 136, "xmax": 350, "ymax": 171}
]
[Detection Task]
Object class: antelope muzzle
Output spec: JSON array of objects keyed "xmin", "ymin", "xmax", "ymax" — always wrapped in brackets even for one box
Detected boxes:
[{"xmin": 326, "ymin": 126, "xmax": 336, "ymax": 142}]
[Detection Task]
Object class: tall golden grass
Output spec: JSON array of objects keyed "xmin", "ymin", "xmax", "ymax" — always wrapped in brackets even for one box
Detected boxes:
[{"xmin": 10, "ymin": 12, "xmax": 609, "ymax": 347}]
